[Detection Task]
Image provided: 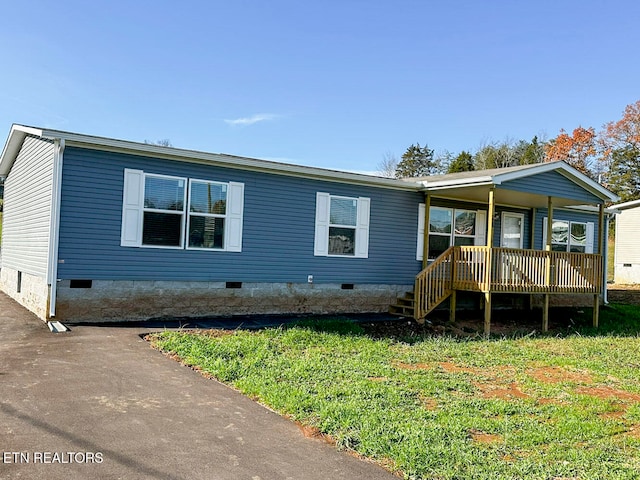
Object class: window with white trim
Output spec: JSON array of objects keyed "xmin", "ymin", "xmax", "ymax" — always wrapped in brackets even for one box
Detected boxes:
[
  {"xmin": 417, "ymin": 205, "xmax": 487, "ymax": 261},
  {"xmin": 143, "ymin": 174, "xmax": 187, "ymax": 248},
  {"xmin": 545, "ymin": 219, "xmax": 591, "ymax": 253},
  {"xmin": 314, "ymin": 193, "xmax": 370, "ymax": 258},
  {"xmin": 187, "ymin": 180, "xmax": 227, "ymax": 249},
  {"xmin": 121, "ymin": 169, "xmax": 244, "ymax": 252},
  {"xmin": 428, "ymin": 207, "xmax": 479, "ymax": 258}
]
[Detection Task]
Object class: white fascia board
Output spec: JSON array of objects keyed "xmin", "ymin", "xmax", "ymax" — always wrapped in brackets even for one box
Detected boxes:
[
  {"xmin": 0, "ymin": 125, "xmax": 45, "ymax": 176},
  {"xmin": 494, "ymin": 161, "xmax": 618, "ymax": 203},
  {"xmin": 31, "ymin": 128, "xmax": 422, "ymax": 192},
  {"xmin": 610, "ymin": 199, "xmax": 640, "ymax": 210},
  {"xmin": 420, "ymin": 176, "xmax": 494, "ymax": 189},
  {"xmin": 491, "ymin": 162, "xmax": 560, "ymax": 184}
]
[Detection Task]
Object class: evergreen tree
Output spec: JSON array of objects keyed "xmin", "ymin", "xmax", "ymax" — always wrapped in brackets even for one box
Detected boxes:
[
  {"xmin": 447, "ymin": 151, "xmax": 474, "ymax": 173},
  {"xmin": 395, "ymin": 143, "xmax": 437, "ymax": 178}
]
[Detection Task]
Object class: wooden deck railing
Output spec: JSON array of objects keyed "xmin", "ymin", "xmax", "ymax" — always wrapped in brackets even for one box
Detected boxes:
[
  {"xmin": 414, "ymin": 246, "xmax": 603, "ymax": 320},
  {"xmin": 414, "ymin": 246, "xmax": 455, "ymax": 320}
]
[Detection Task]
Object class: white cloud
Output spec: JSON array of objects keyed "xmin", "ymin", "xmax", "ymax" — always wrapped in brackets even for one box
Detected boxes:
[{"xmin": 224, "ymin": 113, "xmax": 279, "ymax": 126}]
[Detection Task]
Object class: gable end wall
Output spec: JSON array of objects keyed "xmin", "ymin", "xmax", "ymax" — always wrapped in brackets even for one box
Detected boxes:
[
  {"xmin": 0, "ymin": 135, "xmax": 54, "ymax": 275},
  {"xmin": 502, "ymin": 170, "xmax": 602, "ymax": 205}
]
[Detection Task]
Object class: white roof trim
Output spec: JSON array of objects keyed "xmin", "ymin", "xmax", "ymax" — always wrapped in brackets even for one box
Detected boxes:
[
  {"xmin": 420, "ymin": 161, "xmax": 617, "ymax": 203},
  {"xmin": 0, "ymin": 125, "xmax": 423, "ymax": 191},
  {"xmin": 610, "ymin": 199, "xmax": 640, "ymax": 210}
]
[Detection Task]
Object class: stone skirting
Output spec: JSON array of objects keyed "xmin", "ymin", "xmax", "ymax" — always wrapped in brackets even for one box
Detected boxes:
[
  {"xmin": 54, "ymin": 280, "xmax": 412, "ymax": 322},
  {"xmin": 0, "ymin": 267, "xmax": 50, "ymax": 320}
]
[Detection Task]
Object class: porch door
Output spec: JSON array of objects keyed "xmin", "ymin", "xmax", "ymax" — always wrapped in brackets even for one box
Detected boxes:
[{"xmin": 501, "ymin": 212, "xmax": 524, "ymax": 249}]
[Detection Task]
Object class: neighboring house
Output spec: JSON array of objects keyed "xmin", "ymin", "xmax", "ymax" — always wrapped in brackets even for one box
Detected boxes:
[
  {"xmin": 0, "ymin": 125, "xmax": 618, "ymax": 334},
  {"xmin": 612, "ymin": 199, "xmax": 640, "ymax": 284}
]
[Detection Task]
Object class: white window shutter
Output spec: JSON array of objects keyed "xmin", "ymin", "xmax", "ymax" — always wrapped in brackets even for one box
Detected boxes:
[
  {"xmin": 355, "ymin": 197, "xmax": 370, "ymax": 258},
  {"xmin": 475, "ymin": 210, "xmax": 487, "ymax": 246},
  {"xmin": 314, "ymin": 192, "xmax": 330, "ymax": 256},
  {"xmin": 121, "ymin": 169, "xmax": 144, "ymax": 247},
  {"xmin": 542, "ymin": 217, "xmax": 548, "ymax": 250},
  {"xmin": 586, "ymin": 222, "xmax": 594, "ymax": 254},
  {"xmin": 416, "ymin": 203, "xmax": 425, "ymax": 261},
  {"xmin": 225, "ymin": 182, "xmax": 245, "ymax": 252}
]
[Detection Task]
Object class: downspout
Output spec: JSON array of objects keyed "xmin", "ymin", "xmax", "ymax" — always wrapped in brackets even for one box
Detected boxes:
[
  {"xmin": 46, "ymin": 138, "xmax": 65, "ymax": 318},
  {"xmin": 604, "ymin": 213, "xmax": 610, "ymax": 304}
]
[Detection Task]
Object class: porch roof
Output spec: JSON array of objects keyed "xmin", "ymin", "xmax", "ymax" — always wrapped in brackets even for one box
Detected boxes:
[{"xmin": 409, "ymin": 161, "xmax": 618, "ymax": 208}]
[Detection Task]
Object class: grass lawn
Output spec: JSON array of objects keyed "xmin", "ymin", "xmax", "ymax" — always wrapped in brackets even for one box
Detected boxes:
[{"xmin": 148, "ymin": 305, "xmax": 640, "ymax": 479}]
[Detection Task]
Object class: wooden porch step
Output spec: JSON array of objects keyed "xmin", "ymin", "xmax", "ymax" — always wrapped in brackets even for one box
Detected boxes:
[{"xmin": 389, "ymin": 291, "xmax": 415, "ymax": 318}]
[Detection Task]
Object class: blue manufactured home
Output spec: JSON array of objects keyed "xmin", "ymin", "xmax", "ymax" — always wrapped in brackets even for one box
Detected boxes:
[{"xmin": 0, "ymin": 125, "xmax": 617, "ymax": 333}]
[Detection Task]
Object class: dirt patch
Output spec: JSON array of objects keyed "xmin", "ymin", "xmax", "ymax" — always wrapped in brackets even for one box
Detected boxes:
[
  {"xmin": 360, "ymin": 308, "xmax": 588, "ymax": 340},
  {"xmin": 296, "ymin": 422, "xmax": 333, "ymax": 442},
  {"xmin": 419, "ymin": 395, "xmax": 438, "ymax": 410},
  {"xmin": 575, "ymin": 386, "xmax": 640, "ymax": 403},
  {"xmin": 628, "ymin": 425, "xmax": 640, "ymax": 438},
  {"xmin": 474, "ymin": 381, "xmax": 531, "ymax": 400},
  {"xmin": 607, "ymin": 284, "xmax": 640, "ymax": 305},
  {"xmin": 438, "ymin": 362, "xmax": 483, "ymax": 375},
  {"xmin": 527, "ymin": 366, "xmax": 593, "ymax": 385},
  {"xmin": 600, "ymin": 410, "xmax": 626, "ymax": 420},
  {"xmin": 469, "ymin": 429, "xmax": 503, "ymax": 444}
]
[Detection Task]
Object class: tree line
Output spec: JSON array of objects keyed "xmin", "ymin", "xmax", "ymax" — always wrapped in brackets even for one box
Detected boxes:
[{"xmin": 379, "ymin": 100, "xmax": 640, "ymax": 203}]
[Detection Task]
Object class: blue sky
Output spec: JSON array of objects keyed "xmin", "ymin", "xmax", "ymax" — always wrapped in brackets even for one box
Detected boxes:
[{"xmin": 1, "ymin": 0, "xmax": 638, "ymax": 173}]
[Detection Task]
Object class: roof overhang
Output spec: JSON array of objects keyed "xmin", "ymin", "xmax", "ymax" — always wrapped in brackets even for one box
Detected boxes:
[
  {"xmin": 417, "ymin": 161, "xmax": 618, "ymax": 207},
  {"xmin": 0, "ymin": 124, "xmax": 424, "ymax": 192},
  {"xmin": 610, "ymin": 198, "xmax": 640, "ymax": 211}
]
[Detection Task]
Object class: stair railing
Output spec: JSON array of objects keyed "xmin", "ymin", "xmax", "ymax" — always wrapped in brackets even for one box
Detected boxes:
[{"xmin": 414, "ymin": 246, "xmax": 455, "ymax": 321}]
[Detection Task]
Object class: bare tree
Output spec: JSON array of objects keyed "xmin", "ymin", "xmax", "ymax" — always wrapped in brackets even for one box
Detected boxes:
[
  {"xmin": 144, "ymin": 139, "xmax": 173, "ymax": 147},
  {"xmin": 377, "ymin": 151, "xmax": 399, "ymax": 178}
]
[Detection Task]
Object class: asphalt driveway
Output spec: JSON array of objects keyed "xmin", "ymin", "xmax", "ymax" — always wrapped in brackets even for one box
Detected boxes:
[{"xmin": 0, "ymin": 292, "xmax": 396, "ymax": 479}]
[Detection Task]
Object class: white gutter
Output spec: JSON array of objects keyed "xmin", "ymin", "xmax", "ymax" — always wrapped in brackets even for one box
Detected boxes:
[{"xmin": 46, "ymin": 138, "xmax": 65, "ymax": 318}]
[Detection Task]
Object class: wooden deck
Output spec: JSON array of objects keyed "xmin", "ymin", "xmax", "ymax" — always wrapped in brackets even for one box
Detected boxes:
[{"xmin": 413, "ymin": 246, "xmax": 603, "ymax": 333}]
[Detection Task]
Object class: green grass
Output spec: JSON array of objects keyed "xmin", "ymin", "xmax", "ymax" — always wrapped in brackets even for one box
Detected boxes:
[{"xmin": 149, "ymin": 308, "xmax": 640, "ymax": 479}]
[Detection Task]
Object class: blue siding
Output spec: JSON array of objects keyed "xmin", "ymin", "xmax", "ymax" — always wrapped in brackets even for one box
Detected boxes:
[
  {"xmin": 533, "ymin": 208, "xmax": 600, "ymax": 251},
  {"xmin": 57, "ymin": 147, "xmax": 424, "ymax": 283},
  {"xmin": 501, "ymin": 170, "xmax": 603, "ymax": 204}
]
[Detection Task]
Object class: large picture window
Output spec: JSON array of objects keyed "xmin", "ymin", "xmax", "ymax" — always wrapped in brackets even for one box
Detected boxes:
[
  {"xmin": 314, "ymin": 192, "xmax": 370, "ymax": 258},
  {"xmin": 121, "ymin": 169, "xmax": 244, "ymax": 252}
]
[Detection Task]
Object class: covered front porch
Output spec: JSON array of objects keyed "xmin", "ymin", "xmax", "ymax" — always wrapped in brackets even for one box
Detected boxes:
[
  {"xmin": 394, "ymin": 162, "xmax": 618, "ymax": 335},
  {"xmin": 413, "ymin": 245, "xmax": 603, "ymax": 334}
]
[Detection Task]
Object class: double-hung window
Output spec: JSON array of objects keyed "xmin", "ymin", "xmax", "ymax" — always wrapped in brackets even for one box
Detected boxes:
[
  {"xmin": 142, "ymin": 174, "xmax": 187, "ymax": 248},
  {"xmin": 314, "ymin": 193, "xmax": 370, "ymax": 258},
  {"xmin": 187, "ymin": 180, "xmax": 227, "ymax": 249},
  {"xmin": 544, "ymin": 218, "xmax": 592, "ymax": 253},
  {"xmin": 417, "ymin": 205, "xmax": 486, "ymax": 261},
  {"xmin": 121, "ymin": 169, "xmax": 244, "ymax": 252}
]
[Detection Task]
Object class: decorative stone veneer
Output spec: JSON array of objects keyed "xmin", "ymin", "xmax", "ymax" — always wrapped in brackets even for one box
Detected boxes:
[
  {"xmin": 0, "ymin": 267, "xmax": 50, "ymax": 320},
  {"xmin": 54, "ymin": 280, "xmax": 412, "ymax": 322}
]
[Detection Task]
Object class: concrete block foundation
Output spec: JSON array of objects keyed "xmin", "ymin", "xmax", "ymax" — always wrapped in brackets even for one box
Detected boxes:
[
  {"xmin": 0, "ymin": 266, "xmax": 50, "ymax": 320},
  {"xmin": 54, "ymin": 280, "xmax": 412, "ymax": 323}
]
